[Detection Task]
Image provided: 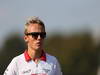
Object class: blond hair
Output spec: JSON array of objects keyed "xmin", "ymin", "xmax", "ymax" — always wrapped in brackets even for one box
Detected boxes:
[{"xmin": 24, "ymin": 16, "xmax": 45, "ymax": 34}]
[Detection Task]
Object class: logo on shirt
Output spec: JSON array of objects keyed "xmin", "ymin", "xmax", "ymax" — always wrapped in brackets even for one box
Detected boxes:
[{"xmin": 22, "ymin": 69, "xmax": 31, "ymax": 74}]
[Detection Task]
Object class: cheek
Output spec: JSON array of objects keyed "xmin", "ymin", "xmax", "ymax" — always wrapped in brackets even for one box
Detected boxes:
[
  {"xmin": 28, "ymin": 41, "xmax": 35, "ymax": 49},
  {"xmin": 28, "ymin": 39, "xmax": 34, "ymax": 45},
  {"xmin": 29, "ymin": 39, "xmax": 38, "ymax": 47}
]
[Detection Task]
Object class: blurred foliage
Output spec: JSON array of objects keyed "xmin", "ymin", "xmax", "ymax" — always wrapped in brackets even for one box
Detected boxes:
[{"xmin": 0, "ymin": 32, "xmax": 99, "ymax": 75}]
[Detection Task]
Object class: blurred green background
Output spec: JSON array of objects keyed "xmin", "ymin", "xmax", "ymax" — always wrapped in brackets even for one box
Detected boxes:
[{"xmin": 0, "ymin": 31, "xmax": 99, "ymax": 75}]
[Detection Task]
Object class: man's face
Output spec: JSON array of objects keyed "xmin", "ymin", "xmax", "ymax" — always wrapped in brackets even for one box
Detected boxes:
[{"xmin": 24, "ymin": 23, "xmax": 46, "ymax": 51}]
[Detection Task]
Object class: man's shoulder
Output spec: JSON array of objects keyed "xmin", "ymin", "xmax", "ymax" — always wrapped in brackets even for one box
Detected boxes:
[
  {"xmin": 12, "ymin": 53, "xmax": 24, "ymax": 63},
  {"xmin": 46, "ymin": 53, "xmax": 58, "ymax": 63}
]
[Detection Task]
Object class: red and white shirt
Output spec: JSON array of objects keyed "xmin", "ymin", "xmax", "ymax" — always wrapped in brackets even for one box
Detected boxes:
[{"xmin": 4, "ymin": 50, "xmax": 62, "ymax": 75}]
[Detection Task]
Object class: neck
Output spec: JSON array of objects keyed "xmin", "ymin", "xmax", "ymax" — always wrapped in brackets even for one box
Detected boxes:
[{"xmin": 28, "ymin": 48, "xmax": 42, "ymax": 59}]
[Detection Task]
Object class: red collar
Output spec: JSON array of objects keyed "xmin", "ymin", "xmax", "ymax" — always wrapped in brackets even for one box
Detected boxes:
[{"xmin": 24, "ymin": 50, "xmax": 46, "ymax": 62}]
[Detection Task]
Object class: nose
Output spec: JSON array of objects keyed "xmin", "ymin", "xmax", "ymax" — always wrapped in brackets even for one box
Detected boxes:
[{"xmin": 37, "ymin": 35, "xmax": 41, "ymax": 40}]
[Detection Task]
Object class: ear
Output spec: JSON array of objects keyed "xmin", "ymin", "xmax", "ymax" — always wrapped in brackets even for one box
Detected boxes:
[{"xmin": 24, "ymin": 35, "xmax": 28, "ymax": 43}]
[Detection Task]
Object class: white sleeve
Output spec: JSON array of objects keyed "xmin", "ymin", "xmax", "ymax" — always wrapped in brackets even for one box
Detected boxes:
[
  {"xmin": 54, "ymin": 59, "xmax": 62, "ymax": 75},
  {"xmin": 3, "ymin": 57, "xmax": 17, "ymax": 75}
]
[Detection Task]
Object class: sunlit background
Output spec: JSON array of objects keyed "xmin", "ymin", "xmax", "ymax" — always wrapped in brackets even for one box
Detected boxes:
[{"xmin": 0, "ymin": 0, "xmax": 100, "ymax": 75}]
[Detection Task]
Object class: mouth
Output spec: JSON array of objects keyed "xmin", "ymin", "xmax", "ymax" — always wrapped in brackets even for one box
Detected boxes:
[{"xmin": 36, "ymin": 42, "xmax": 42, "ymax": 46}]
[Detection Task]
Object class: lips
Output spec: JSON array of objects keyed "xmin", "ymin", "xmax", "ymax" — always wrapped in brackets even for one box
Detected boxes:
[{"xmin": 36, "ymin": 42, "xmax": 42, "ymax": 46}]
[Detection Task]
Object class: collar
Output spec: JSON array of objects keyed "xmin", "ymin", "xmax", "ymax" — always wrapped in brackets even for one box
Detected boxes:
[{"xmin": 24, "ymin": 50, "xmax": 46, "ymax": 62}]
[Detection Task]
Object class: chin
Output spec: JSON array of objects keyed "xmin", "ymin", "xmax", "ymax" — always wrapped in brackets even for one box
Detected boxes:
[{"xmin": 35, "ymin": 47, "xmax": 42, "ymax": 51}]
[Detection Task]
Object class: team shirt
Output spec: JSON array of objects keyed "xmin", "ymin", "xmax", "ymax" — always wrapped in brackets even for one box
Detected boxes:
[{"xmin": 4, "ymin": 50, "xmax": 62, "ymax": 75}]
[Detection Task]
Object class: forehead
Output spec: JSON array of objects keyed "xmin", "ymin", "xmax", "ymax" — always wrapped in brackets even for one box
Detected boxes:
[{"xmin": 27, "ymin": 23, "xmax": 45, "ymax": 32}]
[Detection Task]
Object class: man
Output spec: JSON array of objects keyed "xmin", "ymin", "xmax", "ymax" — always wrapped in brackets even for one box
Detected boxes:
[{"xmin": 4, "ymin": 16, "xmax": 62, "ymax": 75}]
